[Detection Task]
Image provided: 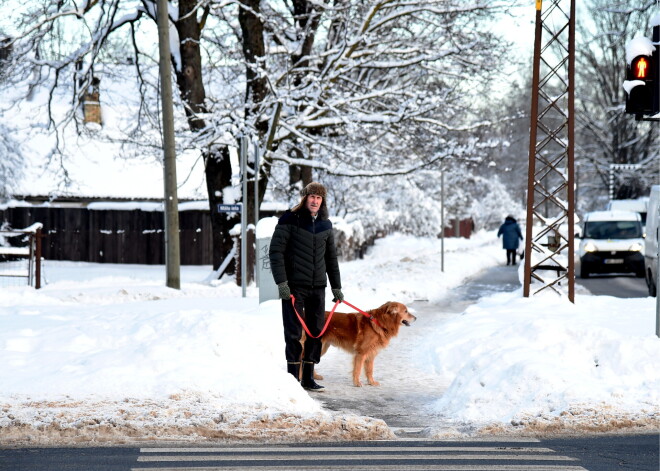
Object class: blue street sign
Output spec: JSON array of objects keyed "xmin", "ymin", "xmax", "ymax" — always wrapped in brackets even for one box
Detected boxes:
[{"xmin": 217, "ymin": 203, "xmax": 242, "ymax": 213}]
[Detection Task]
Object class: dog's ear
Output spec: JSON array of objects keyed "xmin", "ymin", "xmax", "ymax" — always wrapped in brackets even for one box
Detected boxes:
[
  {"xmin": 377, "ymin": 302, "xmax": 400, "ymax": 331},
  {"xmin": 386, "ymin": 302, "xmax": 400, "ymax": 316}
]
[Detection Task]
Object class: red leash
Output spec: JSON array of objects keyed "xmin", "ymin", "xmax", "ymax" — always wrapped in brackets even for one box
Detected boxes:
[
  {"xmin": 339, "ymin": 299, "xmax": 382, "ymax": 328},
  {"xmin": 290, "ymin": 295, "xmax": 340, "ymax": 339},
  {"xmin": 289, "ymin": 296, "xmax": 380, "ymax": 339}
]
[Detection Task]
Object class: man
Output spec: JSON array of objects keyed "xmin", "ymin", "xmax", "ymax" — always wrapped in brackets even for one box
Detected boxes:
[{"xmin": 269, "ymin": 182, "xmax": 343, "ymax": 392}]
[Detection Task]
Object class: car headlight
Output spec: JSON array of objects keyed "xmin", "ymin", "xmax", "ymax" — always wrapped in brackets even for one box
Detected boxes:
[
  {"xmin": 629, "ymin": 242, "xmax": 643, "ymax": 252},
  {"xmin": 583, "ymin": 242, "xmax": 597, "ymax": 253}
]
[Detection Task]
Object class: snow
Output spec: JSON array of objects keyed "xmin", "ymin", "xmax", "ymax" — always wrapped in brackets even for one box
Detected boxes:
[
  {"xmin": 2, "ymin": 72, "xmax": 209, "ymax": 202},
  {"xmin": 652, "ymin": 13, "xmax": 660, "ymax": 28},
  {"xmin": 1, "ymin": 231, "xmax": 658, "ymax": 445},
  {"xmin": 625, "ymin": 36, "xmax": 655, "ymax": 65}
]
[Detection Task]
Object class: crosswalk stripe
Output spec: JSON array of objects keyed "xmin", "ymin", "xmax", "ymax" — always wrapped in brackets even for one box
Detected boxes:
[
  {"xmin": 139, "ymin": 447, "xmax": 557, "ymax": 453},
  {"xmin": 131, "ymin": 466, "xmax": 587, "ymax": 471},
  {"xmin": 134, "ymin": 442, "xmax": 587, "ymax": 471},
  {"xmin": 137, "ymin": 453, "xmax": 578, "ymax": 462}
]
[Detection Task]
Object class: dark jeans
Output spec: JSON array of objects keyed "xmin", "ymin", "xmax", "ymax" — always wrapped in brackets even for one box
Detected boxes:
[
  {"xmin": 282, "ymin": 286, "xmax": 326, "ymax": 364},
  {"xmin": 506, "ymin": 249, "xmax": 517, "ymax": 265}
]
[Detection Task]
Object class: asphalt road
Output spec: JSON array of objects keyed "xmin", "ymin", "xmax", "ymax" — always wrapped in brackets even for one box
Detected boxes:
[
  {"xmin": 575, "ymin": 267, "xmax": 650, "ymax": 298},
  {"xmin": 1, "ymin": 435, "xmax": 658, "ymax": 471}
]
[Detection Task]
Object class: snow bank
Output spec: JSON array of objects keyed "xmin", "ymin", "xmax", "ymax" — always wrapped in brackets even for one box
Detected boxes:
[{"xmin": 1, "ymin": 231, "xmax": 658, "ymax": 444}]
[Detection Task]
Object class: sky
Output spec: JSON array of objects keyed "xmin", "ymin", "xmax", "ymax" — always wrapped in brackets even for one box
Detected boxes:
[{"xmin": 1, "ymin": 230, "xmax": 658, "ymax": 444}]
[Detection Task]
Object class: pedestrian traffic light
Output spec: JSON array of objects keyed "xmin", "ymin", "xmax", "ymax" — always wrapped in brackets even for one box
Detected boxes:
[
  {"xmin": 624, "ymin": 28, "xmax": 660, "ymax": 120},
  {"xmin": 625, "ymin": 52, "xmax": 657, "ymax": 117}
]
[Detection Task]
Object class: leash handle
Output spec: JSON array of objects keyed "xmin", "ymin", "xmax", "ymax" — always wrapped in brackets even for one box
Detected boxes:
[{"xmin": 290, "ymin": 295, "xmax": 340, "ymax": 339}]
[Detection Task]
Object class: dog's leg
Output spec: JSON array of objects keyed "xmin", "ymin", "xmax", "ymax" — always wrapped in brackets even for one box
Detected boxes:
[
  {"xmin": 364, "ymin": 356, "xmax": 380, "ymax": 386},
  {"xmin": 320, "ymin": 340, "xmax": 330, "ymax": 357},
  {"xmin": 353, "ymin": 354, "xmax": 366, "ymax": 387},
  {"xmin": 313, "ymin": 341, "xmax": 330, "ymax": 380}
]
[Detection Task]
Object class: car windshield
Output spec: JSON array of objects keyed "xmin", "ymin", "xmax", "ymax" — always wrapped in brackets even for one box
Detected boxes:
[{"xmin": 583, "ymin": 221, "xmax": 643, "ymax": 239}]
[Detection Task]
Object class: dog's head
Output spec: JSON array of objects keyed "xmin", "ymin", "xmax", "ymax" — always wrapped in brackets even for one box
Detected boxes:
[{"xmin": 372, "ymin": 301, "xmax": 416, "ymax": 335}]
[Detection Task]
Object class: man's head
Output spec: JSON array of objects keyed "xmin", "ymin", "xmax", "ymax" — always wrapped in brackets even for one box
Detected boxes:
[{"xmin": 295, "ymin": 182, "xmax": 328, "ymax": 217}]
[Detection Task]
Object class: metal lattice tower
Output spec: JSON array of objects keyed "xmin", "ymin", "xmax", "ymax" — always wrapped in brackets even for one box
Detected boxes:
[{"xmin": 523, "ymin": 0, "xmax": 576, "ymax": 301}]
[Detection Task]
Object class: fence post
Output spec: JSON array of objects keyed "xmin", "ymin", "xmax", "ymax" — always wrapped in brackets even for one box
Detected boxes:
[{"xmin": 35, "ymin": 228, "xmax": 42, "ymax": 289}]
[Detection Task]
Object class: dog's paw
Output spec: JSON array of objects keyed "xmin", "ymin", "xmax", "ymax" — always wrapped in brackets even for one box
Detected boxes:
[
  {"xmin": 368, "ymin": 380, "xmax": 380, "ymax": 386},
  {"xmin": 354, "ymin": 380, "xmax": 363, "ymax": 387},
  {"xmin": 313, "ymin": 372, "xmax": 324, "ymax": 380}
]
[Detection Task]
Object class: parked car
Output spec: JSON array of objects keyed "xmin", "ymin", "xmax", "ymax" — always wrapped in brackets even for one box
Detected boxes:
[
  {"xmin": 577, "ymin": 210, "xmax": 645, "ymax": 279},
  {"xmin": 643, "ymin": 185, "xmax": 660, "ymax": 296}
]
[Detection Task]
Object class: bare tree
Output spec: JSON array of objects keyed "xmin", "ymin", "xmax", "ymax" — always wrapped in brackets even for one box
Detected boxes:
[
  {"xmin": 0, "ymin": 0, "xmax": 518, "ymax": 272},
  {"xmin": 575, "ymin": 0, "xmax": 660, "ymax": 205}
]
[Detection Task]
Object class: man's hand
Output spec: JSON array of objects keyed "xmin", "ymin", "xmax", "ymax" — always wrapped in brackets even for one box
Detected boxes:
[
  {"xmin": 331, "ymin": 288, "xmax": 344, "ymax": 302},
  {"xmin": 277, "ymin": 282, "xmax": 291, "ymax": 300}
]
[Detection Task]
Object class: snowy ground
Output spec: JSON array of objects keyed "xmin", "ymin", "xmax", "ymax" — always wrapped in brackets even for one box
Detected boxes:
[{"xmin": 1, "ymin": 230, "xmax": 659, "ymax": 445}]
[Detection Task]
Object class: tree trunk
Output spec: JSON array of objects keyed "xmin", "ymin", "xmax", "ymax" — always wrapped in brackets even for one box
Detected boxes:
[
  {"xmin": 174, "ymin": 0, "xmax": 237, "ymax": 272},
  {"xmin": 204, "ymin": 146, "xmax": 237, "ymax": 271}
]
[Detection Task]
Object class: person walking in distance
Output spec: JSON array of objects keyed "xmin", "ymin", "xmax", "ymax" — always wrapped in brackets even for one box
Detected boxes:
[
  {"xmin": 269, "ymin": 182, "xmax": 343, "ymax": 392},
  {"xmin": 497, "ymin": 215, "xmax": 523, "ymax": 266}
]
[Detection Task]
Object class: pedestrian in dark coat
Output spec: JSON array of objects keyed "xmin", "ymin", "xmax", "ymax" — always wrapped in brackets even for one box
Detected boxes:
[
  {"xmin": 269, "ymin": 182, "xmax": 343, "ymax": 392},
  {"xmin": 497, "ymin": 215, "xmax": 523, "ymax": 266}
]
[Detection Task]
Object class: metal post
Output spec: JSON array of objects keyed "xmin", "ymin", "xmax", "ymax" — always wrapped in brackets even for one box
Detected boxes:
[
  {"xmin": 156, "ymin": 0, "xmax": 180, "ymax": 289},
  {"xmin": 35, "ymin": 228, "xmax": 42, "ymax": 289},
  {"xmin": 523, "ymin": 1, "xmax": 543, "ymax": 297},
  {"xmin": 254, "ymin": 141, "xmax": 260, "ymax": 287},
  {"xmin": 567, "ymin": 0, "xmax": 575, "ymax": 303},
  {"xmin": 241, "ymin": 138, "xmax": 248, "ymax": 297},
  {"xmin": 441, "ymin": 170, "xmax": 445, "ymax": 272},
  {"xmin": 657, "ymin": 191, "xmax": 660, "ymax": 338},
  {"xmin": 657, "ymin": 235, "xmax": 660, "ymax": 338},
  {"xmin": 522, "ymin": 0, "xmax": 575, "ymax": 299},
  {"xmin": 28, "ymin": 232, "xmax": 34, "ymax": 287}
]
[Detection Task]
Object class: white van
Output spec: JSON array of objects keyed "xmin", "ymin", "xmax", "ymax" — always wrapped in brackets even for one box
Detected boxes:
[
  {"xmin": 578, "ymin": 210, "xmax": 645, "ymax": 278},
  {"xmin": 643, "ymin": 185, "xmax": 660, "ymax": 296}
]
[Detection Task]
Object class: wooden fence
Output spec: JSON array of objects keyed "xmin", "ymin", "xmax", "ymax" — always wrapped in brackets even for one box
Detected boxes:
[{"xmin": 0, "ymin": 206, "xmax": 212, "ymax": 265}]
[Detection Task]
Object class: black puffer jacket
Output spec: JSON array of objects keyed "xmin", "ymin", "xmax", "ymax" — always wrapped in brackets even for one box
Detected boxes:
[{"xmin": 269, "ymin": 208, "xmax": 341, "ymax": 289}]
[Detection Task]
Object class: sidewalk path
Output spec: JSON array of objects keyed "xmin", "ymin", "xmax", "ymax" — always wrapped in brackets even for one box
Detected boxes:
[{"xmin": 316, "ymin": 263, "xmax": 522, "ymax": 436}]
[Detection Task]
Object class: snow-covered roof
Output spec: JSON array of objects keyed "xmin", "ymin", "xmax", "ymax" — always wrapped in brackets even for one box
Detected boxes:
[{"xmin": 3, "ymin": 67, "xmax": 209, "ymax": 203}]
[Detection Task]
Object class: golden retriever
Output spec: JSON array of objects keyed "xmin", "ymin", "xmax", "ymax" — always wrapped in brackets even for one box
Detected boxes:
[{"xmin": 315, "ymin": 301, "xmax": 416, "ymax": 387}]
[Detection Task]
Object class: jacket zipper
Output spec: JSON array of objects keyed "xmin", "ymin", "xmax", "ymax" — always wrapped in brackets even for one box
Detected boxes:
[{"xmin": 311, "ymin": 217, "xmax": 316, "ymax": 287}]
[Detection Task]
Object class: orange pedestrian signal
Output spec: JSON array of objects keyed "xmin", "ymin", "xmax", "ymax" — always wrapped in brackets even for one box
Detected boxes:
[
  {"xmin": 625, "ymin": 53, "xmax": 657, "ymax": 117},
  {"xmin": 633, "ymin": 56, "xmax": 649, "ymax": 79},
  {"xmin": 624, "ymin": 28, "xmax": 659, "ymax": 119}
]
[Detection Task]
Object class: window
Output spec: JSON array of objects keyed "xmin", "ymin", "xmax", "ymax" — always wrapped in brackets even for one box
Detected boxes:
[{"xmin": 583, "ymin": 221, "xmax": 643, "ymax": 240}]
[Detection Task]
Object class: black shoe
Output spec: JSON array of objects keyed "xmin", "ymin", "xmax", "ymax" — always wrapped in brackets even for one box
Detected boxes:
[
  {"xmin": 301, "ymin": 361, "xmax": 325, "ymax": 392},
  {"xmin": 286, "ymin": 361, "xmax": 301, "ymax": 382}
]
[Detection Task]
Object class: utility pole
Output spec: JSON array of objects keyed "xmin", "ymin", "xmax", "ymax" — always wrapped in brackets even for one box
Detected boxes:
[
  {"xmin": 523, "ymin": 0, "xmax": 575, "ymax": 301},
  {"xmin": 156, "ymin": 0, "xmax": 181, "ymax": 289}
]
